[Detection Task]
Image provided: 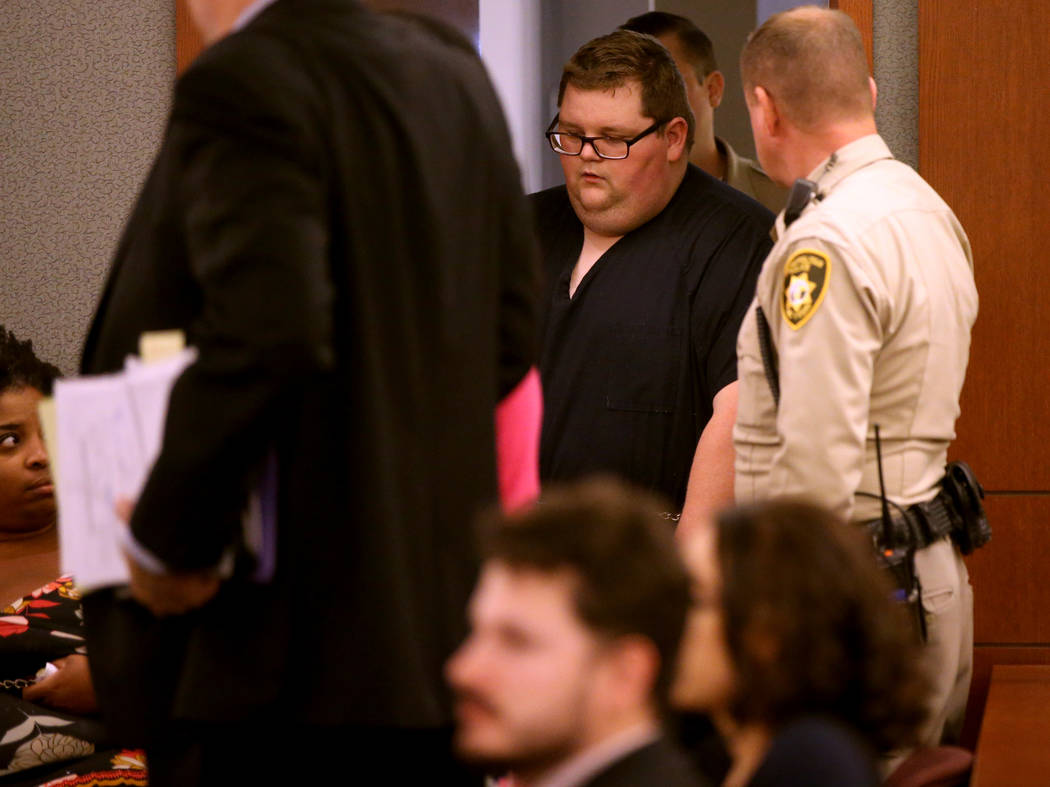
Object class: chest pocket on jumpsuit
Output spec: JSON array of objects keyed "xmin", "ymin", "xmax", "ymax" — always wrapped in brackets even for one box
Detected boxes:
[{"xmin": 604, "ymin": 324, "xmax": 681, "ymax": 414}]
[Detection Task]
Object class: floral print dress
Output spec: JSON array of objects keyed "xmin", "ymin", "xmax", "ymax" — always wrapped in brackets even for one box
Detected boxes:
[{"xmin": 0, "ymin": 577, "xmax": 147, "ymax": 785}]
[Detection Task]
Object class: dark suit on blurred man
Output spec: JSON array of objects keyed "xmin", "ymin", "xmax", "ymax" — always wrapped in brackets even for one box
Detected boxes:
[{"xmin": 79, "ymin": 0, "xmax": 538, "ymax": 783}]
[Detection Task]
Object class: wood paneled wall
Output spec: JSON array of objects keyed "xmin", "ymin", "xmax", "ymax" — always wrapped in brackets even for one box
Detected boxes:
[
  {"xmin": 175, "ymin": 0, "xmax": 204, "ymax": 75},
  {"xmin": 833, "ymin": 0, "xmax": 1050, "ymax": 749},
  {"xmin": 919, "ymin": 0, "xmax": 1050, "ymax": 748}
]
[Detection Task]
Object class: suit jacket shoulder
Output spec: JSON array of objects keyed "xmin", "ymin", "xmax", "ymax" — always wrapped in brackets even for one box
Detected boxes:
[
  {"xmin": 748, "ymin": 716, "xmax": 878, "ymax": 787},
  {"xmin": 584, "ymin": 737, "xmax": 708, "ymax": 787}
]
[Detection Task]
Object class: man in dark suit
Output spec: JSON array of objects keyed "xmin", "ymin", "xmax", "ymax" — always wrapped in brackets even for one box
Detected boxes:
[
  {"xmin": 79, "ymin": 0, "xmax": 539, "ymax": 783},
  {"xmin": 446, "ymin": 479, "xmax": 706, "ymax": 787}
]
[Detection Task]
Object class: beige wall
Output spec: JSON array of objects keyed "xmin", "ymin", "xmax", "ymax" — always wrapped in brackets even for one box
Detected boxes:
[
  {"xmin": 873, "ymin": 0, "xmax": 919, "ymax": 169},
  {"xmin": 0, "ymin": 0, "xmax": 173, "ymax": 374}
]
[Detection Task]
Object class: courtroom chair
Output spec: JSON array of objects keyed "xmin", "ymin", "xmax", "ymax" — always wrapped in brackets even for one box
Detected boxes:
[{"xmin": 884, "ymin": 745, "xmax": 973, "ymax": 787}]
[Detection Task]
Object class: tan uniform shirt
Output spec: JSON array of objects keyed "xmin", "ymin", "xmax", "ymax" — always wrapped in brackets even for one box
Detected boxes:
[
  {"xmin": 719, "ymin": 136, "xmax": 789, "ymax": 214},
  {"xmin": 734, "ymin": 134, "xmax": 978, "ymax": 521}
]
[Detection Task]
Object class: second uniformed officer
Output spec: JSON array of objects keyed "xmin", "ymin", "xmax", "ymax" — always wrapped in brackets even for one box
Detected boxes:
[{"xmin": 733, "ymin": 7, "xmax": 979, "ymax": 749}]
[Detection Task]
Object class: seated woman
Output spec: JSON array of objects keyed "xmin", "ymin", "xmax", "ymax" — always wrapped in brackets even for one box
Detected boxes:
[
  {"xmin": 674, "ymin": 500, "xmax": 928, "ymax": 787},
  {"xmin": 0, "ymin": 326, "xmax": 147, "ymax": 784},
  {"xmin": 0, "ymin": 327, "xmax": 61, "ymax": 605}
]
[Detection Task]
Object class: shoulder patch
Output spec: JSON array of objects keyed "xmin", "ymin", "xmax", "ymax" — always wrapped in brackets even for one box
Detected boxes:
[{"xmin": 781, "ymin": 248, "xmax": 831, "ymax": 330}]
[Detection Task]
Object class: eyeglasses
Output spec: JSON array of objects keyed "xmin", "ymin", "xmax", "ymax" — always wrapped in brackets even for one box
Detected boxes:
[{"xmin": 544, "ymin": 114, "xmax": 667, "ymax": 160}]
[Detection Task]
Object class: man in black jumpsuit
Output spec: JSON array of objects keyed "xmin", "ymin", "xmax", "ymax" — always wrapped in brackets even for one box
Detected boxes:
[{"xmin": 534, "ymin": 30, "xmax": 772, "ymax": 534}]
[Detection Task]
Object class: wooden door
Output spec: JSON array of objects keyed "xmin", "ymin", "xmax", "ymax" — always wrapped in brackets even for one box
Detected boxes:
[{"xmin": 919, "ymin": 0, "xmax": 1050, "ymax": 747}]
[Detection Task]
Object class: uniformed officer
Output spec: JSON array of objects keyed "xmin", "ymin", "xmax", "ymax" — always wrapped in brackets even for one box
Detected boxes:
[{"xmin": 733, "ymin": 7, "xmax": 978, "ymax": 748}]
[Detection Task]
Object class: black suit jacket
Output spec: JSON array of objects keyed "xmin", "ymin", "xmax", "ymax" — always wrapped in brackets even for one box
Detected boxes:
[
  {"xmin": 584, "ymin": 737, "xmax": 709, "ymax": 787},
  {"xmin": 80, "ymin": 0, "xmax": 538, "ymax": 739}
]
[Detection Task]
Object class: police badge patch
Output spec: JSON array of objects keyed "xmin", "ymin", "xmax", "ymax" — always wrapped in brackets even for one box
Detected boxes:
[{"xmin": 781, "ymin": 248, "xmax": 831, "ymax": 329}]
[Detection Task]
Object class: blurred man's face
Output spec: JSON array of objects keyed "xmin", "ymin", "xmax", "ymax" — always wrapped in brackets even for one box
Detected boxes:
[
  {"xmin": 0, "ymin": 386, "xmax": 55, "ymax": 536},
  {"xmin": 657, "ymin": 35, "xmax": 717, "ymax": 145},
  {"xmin": 557, "ymin": 80, "xmax": 683, "ymax": 238},
  {"xmin": 446, "ymin": 562, "xmax": 610, "ymax": 776}
]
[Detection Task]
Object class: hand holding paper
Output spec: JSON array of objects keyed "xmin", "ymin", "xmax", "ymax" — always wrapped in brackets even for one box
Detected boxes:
[
  {"xmin": 116, "ymin": 496, "xmax": 220, "ymax": 617},
  {"xmin": 52, "ymin": 346, "xmax": 196, "ymax": 592}
]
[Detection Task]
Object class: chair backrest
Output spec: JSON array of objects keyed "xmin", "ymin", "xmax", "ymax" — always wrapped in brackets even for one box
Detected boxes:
[{"xmin": 884, "ymin": 745, "xmax": 973, "ymax": 787}]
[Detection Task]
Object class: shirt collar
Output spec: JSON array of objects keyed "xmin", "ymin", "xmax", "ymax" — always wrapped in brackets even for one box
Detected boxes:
[
  {"xmin": 533, "ymin": 721, "xmax": 660, "ymax": 787},
  {"xmin": 806, "ymin": 133, "xmax": 894, "ymax": 196},
  {"xmin": 234, "ymin": 0, "xmax": 279, "ymax": 31},
  {"xmin": 770, "ymin": 133, "xmax": 893, "ymax": 238},
  {"xmin": 716, "ymin": 136, "xmax": 744, "ymax": 186}
]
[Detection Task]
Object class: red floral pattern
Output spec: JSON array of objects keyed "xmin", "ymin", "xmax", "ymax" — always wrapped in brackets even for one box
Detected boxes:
[
  {"xmin": 0, "ymin": 615, "xmax": 29, "ymax": 638},
  {"xmin": 2, "ymin": 577, "xmax": 145, "ymax": 784}
]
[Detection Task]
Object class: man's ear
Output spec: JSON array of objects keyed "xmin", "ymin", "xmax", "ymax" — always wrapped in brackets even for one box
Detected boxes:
[
  {"xmin": 869, "ymin": 76, "xmax": 878, "ymax": 112},
  {"xmin": 705, "ymin": 70, "xmax": 726, "ymax": 110},
  {"xmin": 752, "ymin": 85, "xmax": 781, "ymax": 139},
  {"xmin": 664, "ymin": 116, "xmax": 690, "ymax": 162},
  {"xmin": 600, "ymin": 635, "xmax": 660, "ymax": 710}
]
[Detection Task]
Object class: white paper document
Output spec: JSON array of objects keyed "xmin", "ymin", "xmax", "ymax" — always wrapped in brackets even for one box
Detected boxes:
[{"xmin": 53, "ymin": 348, "xmax": 196, "ymax": 592}]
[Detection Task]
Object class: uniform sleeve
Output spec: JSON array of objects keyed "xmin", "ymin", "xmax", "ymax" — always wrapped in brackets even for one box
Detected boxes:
[
  {"xmin": 692, "ymin": 216, "xmax": 772, "ymax": 404},
  {"xmin": 129, "ymin": 58, "xmax": 334, "ymax": 570},
  {"xmin": 766, "ymin": 240, "xmax": 885, "ymax": 520}
]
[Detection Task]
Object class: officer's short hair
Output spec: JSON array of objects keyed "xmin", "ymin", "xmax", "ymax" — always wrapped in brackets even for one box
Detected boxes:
[
  {"xmin": 478, "ymin": 477, "xmax": 691, "ymax": 711},
  {"xmin": 0, "ymin": 326, "xmax": 60, "ymax": 396},
  {"xmin": 620, "ymin": 11, "xmax": 719, "ymax": 81},
  {"xmin": 558, "ymin": 30, "xmax": 695, "ymax": 152},
  {"xmin": 740, "ymin": 6, "xmax": 871, "ymax": 130}
]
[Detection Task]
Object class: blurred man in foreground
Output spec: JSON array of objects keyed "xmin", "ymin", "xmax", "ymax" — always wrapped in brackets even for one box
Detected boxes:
[{"xmin": 447, "ymin": 479, "xmax": 704, "ymax": 786}]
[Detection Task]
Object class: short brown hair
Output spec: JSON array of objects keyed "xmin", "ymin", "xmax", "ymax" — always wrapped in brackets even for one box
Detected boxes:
[
  {"xmin": 620, "ymin": 11, "xmax": 718, "ymax": 80},
  {"xmin": 740, "ymin": 7, "xmax": 871, "ymax": 130},
  {"xmin": 479, "ymin": 477, "xmax": 691, "ymax": 709},
  {"xmin": 714, "ymin": 500, "xmax": 928, "ymax": 753},
  {"xmin": 558, "ymin": 30, "xmax": 695, "ymax": 152}
]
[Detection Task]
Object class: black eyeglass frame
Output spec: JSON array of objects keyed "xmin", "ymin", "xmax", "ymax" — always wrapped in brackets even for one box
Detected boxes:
[{"xmin": 544, "ymin": 114, "xmax": 668, "ymax": 160}]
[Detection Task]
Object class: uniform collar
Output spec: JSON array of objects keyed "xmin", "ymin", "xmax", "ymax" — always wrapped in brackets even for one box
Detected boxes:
[
  {"xmin": 717, "ymin": 136, "xmax": 743, "ymax": 186},
  {"xmin": 772, "ymin": 134, "xmax": 894, "ymax": 239},
  {"xmin": 807, "ymin": 133, "xmax": 895, "ymax": 196}
]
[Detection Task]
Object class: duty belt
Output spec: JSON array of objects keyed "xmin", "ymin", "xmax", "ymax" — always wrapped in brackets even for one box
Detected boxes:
[{"xmin": 861, "ymin": 490, "xmax": 955, "ymax": 552}]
